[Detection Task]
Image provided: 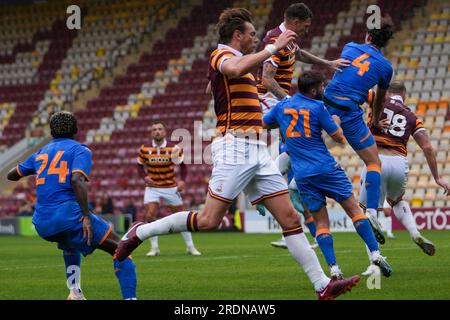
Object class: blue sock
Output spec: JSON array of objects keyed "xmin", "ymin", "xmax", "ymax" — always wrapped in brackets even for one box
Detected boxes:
[
  {"xmin": 353, "ymin": 215, "xmax": 379, "ymax": 252},
  {"xmin": 304, "ymin": 215, "xmax": 317, "ymax": 238},
  {"xmin": 114, "ymin": 257, "xmax": 137, "ymax": 299},
  {"xmin": 315, "ymin": 229, "xmax": 336, "ymax": 266},
  {"xmin": 63, "ymin": 250, "xmax": 81, "ymax": 292},
  {"xmin": 366, "ymin": 166, "xmax": 381, "ymax": 211}
]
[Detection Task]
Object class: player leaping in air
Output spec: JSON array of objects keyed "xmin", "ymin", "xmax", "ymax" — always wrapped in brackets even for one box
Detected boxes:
[
  {"xmin": 255, "ymin": 2, "xmax": 350, "ymax": 249},
  {"xmin": 322, "ymin": 16, "xmax": 395, "ymax": 244},
  {"xmin": 7, "ymin": 111, "xmax": 137, "ymax": 300},
  {"xmin": 116, "ymin": 8, "xmax": 360, "ymax": 300},
  {"xmin": 359, "ymin": 81, "xmax": 450, "ymax": 275},
  {"xmin": 263, "ymin": 70, "xmax": 392, "ymax": 279}
]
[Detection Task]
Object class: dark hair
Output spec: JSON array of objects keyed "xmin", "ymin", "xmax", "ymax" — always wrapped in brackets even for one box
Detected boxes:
[
  {"xmin": 297, "ymin": 71, "xmax": 325, "ymax": 94},
  {"xmin": 284, "ymin": 3, "xmax": 313, "ymax": 21},
  {"xmin": 388, "ymin": 80, "xmax": 406, "ymax": 95},
  {"xmin": 367, "ymin": 16, "xmax": 394, "ymax": 48},
  {"xmin": 49, "ymin": 111, "xmax": 78, "ymax": 138},
  {"xmin": 216, "ymin": 8, "xmax": 253, "ymax": 44},
  {"xmin": 151, "ymin": 121, "xmax": 165, "ymax": 127}
]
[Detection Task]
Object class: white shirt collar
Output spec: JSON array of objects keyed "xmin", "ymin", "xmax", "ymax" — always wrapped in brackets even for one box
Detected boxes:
[
  {"xmin": 390, "ymin": 95, "xmax": 404, "ymax": 104},
  {"xmin": 279, "ymin": 22, "xmax": 287, "ymax": 32},
  {"xmin": 218, "ymin": 44, "xmax": 242, "ymax": 57},
  {"xmin": 152, "ymin": 139, "xmax": 167, "ymax": 148}
]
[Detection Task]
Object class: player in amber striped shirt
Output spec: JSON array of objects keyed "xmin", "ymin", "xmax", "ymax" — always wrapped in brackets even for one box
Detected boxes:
[
  {"xmin": 255, "ymin": 3, "xmax": 350, "ymax": 250},
  {"xmin": 137, "ymin": 122, "xmax": 201, "ymax": 256},
  {"xmin": 359, "ymin": 81, "xmax": 450, "ymax": 275},
  {"xmin": 118, "ymin": 8, "xmax": 360, "ymax": 299}
]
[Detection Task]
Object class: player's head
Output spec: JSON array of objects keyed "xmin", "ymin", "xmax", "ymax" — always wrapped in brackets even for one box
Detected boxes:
[
  {"xmin": 151, "ymin": 122, "xmax": 166, "ymax": 142},
  {"xmin": 49, "ymin": 111, "xmax": 78, "ymax": 139},
  {"xmin": 387, "ymin": 80, "xmax": 407, "ymax": 101},
  {"xmin": 216, "ymin": 8, "xmax": 258, "ymax": 54},
  {"xmin": 365, "ymin": 16, "xmax": 394, "ymax": 48},
  {"xmin": 284, "ymin": 3, "xmax": 313, "ymax": 38},
  {"xmin": 297, "ymin": 71, "xmax": 325, "ymax": 100}
]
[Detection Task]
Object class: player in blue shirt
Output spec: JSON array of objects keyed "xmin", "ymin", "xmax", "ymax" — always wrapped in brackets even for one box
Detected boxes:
[
  {"xmin": 258, "ymin": 141, "xmax": 318, "ymax": 249},
  {"xmin": 7, "ymin": 111, "xmax": 137, "ymax": 300},
  {"xmin": 323, "ymin": 17, "xmax": 395, "ymax": 244},
  {"xmin": 263, "ymin": 71, "xmax": 392, "ymax": 278}
]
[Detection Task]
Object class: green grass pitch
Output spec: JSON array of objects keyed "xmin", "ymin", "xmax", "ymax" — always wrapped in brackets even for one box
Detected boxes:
[{"xmin": 0, "ymin": 231, "xmax": 449, "ymax": 300}]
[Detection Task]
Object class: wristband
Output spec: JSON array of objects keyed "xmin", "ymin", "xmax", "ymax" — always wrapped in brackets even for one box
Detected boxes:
[{"xmin": 264, "ymin": 44, "xmax": 277, "ymax": 55}]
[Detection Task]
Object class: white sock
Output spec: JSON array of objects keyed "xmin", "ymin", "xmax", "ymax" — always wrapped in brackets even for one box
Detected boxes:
[
  {"xmin": 366, "ymin": 208, "xmax": 377, "ymax": 218},
  {"xmin": 284, "ymin": 232, "xmax": 330, "ymax": 291},
  {"xmin": 137, "ymin": 211, "xmax": 190, "ymax": 241},
  {"xmin": 392, "ymin": 201, "xmax": 420, "ymax": 238},
  {"xmin": 384, "ymin": 216, "xmax": 392, "ymax": 233},
  {"xmin": 181, "ymin": 232, "xmax": 194, "ymax": 249},
  {"xmin": 150, "ymin": 236, "xmax": 158, "ymax": 249}
]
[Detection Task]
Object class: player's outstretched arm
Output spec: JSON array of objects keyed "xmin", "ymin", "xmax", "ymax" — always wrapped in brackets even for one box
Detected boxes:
[
  {"xmin": 261, "ymin": 63, "xmax": 289, "ymax": 100},
  {"xmin": 6, "ymin": 167, "xmax": 22, "ymax": 181},
  {"xmin": 221, "ymin": 30, "xmax": 297, "ymax": 78},
  {"xmin": 71, "ymin": 172, "xmax": 93, "ymax": 245},
  {"xmin": 414, "ymin": 131, "xmax": 450, "ymax": 195},
  {"xmin": 297, "ymin": 50, "xmax": 350, "ymax": 72}
]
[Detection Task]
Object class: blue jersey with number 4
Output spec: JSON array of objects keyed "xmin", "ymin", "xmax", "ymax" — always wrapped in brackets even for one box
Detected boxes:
[
  {"xmin": 263, "ymin": 93, "xmax": 340, "ymax": 179},
  {"xmin": 17, "ymin": 138, "xmax": 92, "ymax": 236},
  {"xmin": 324, "ymin": 42, "xmax": 393, "ymax": 108}
]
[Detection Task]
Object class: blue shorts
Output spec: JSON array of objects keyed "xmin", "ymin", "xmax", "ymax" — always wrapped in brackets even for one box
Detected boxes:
[
  {"xmin": 325, "ymin": 104, "xmax": 375, "ymax": 151},
  {"xmin": 41, "ymin": 213, "xmax": 112, "ymax": 256},
  {"xmin": 297, "ymin": 165, "xmax": 353, "ymax": 213}
]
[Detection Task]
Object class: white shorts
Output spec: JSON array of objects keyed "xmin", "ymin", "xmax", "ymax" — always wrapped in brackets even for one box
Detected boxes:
[
  {"xmin": 359, "ymin": 154, "xmax": 409, "ymax": 209},
  {"xmin": 208, "ymin": 134, "xmax": 289, "ymax": 205},
  {"xmin": 144, "ymin": 186, "xmax": 183, "ymax": 206},
  {"xmin": 259, "ymin": 92, "xmax": 280, "ymax": 115}
]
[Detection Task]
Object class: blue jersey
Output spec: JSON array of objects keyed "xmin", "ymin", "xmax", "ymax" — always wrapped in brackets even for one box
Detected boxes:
[
  {"xmin": 324, "ymin": 42, "xmax": 393, "ymax": 108},
  {"xmin": 264, "ymin": 93, "xmax": 340, "ymax": 179},
  {"xmin": 17, "ymin": 138, "xmax": 92, "ymax": 234}
]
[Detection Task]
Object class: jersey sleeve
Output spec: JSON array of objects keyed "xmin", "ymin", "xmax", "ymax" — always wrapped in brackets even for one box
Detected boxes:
[
  {"xmin": 318, "ymin": 104, "xmax": 339, "ymax": 135},
  {"xmin": 210, "ymin": 50, "xmax": 235, "ymax": 73},
  {"xmin": 263, "ymin": 36, "xmax": 281, "ymax": 67},
  {"xmin": 71, "ymin": 145, "xmax": 92, "ymax": 181},
  {"xmin": 378, "ymin": 64, "xmax": 393, "ymax": 90},
  {"xmin": 17, "ymin": 152, "xmax": 37, "ymax": 177},
  {"xmin": 137, "ymin": 145, "xmax": 146, "ymax": 165},
  {"xmin": 263, "ymin": 102, "xmax": 280, "ymax": 127},
  {"xmin": 412, "ymin": 116, "xmax": 426, "ymax": 136}
]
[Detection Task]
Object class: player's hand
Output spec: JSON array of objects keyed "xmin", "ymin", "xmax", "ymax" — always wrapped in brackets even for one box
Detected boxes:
[
  {"xmin": 327, "ymin": 58, "xmax": 350, "ymax": 72},
  {"xmin": 435, "ymin": 178, "xmax": 450, "ymax": 196},
  {"xmin": 273, "ymin": 30, "xmax": 297, "ymax": 51},
  {"xmin": 377, "ymin": 118, "xmax": 391, "ymax": 131},
  {"xmin": 177, "ymin": 181, "xmax": 186, "ymax": 193},
  {"xmin": 144, "ymin": 176, "xmax": 153, "ymax": 186},
  {"xmin": 332, "ymin": 115, "xmax": 342, "ymax": 126},
  {"xmin": 82, "ymin": 215, "xmax": 93, "ymax": 246}
]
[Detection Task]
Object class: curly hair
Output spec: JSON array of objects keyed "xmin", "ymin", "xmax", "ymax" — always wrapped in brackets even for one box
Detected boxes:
[
  {"xmin": 367, "ymin": 16, "xmax": 394, "ymax": 48},
  {"xmin": 49, "ymin": 111, "xmax": 78, "ymax": 138},
  {"xmin": 216, "ymin": 8, "xmax": 253, "ymax": 44}
]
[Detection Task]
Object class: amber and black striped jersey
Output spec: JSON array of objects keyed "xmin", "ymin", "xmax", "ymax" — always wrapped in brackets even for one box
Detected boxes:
[
  {"xmin": 368, "ymin": 96, "xmax": 425, "ymax": 156},
  {"xmin": 256, "ymin": 23, "xmax": 299, "ymax": 96},
  {"xmin": 137, "ymin": 140, "xmax": 183, "ymax": 188},
  {"xmin": 208, "ymin": 44, "xmax": 263, "ymax": 135}
]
